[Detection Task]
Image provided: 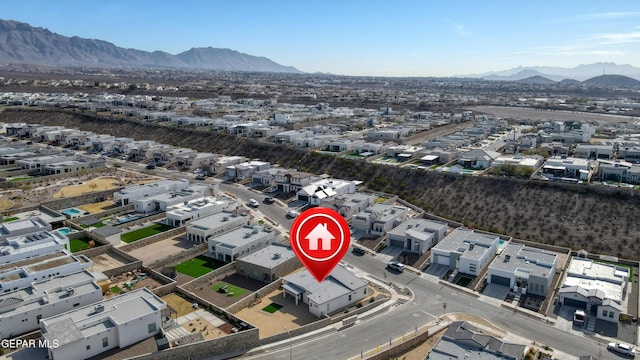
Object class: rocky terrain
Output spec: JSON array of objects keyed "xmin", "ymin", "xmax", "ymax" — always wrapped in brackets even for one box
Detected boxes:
[{"xmin": 3, "ymin": 108, "xmax": 639, "ymax": 259}]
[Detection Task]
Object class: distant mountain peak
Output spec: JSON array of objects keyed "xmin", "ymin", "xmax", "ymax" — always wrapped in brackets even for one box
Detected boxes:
[
  {"xmin": 0, "ymin": 19, "xmax": 302, "ymax": 73},
  {"xmin": 472, "ymin": 62, "xmax": 640, "ymax": 82}
]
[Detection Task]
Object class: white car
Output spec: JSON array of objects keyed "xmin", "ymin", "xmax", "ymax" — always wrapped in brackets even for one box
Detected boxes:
[
  {"xmin": 286, "ymin": 210, "xmax": 300, "ymax": 218},
  {"xmin": 387, "ymin": 262, "xmax": 405, "ymax": 272},
  {"xmin": 608, "ymin": 342, "xmax": 636, "ymax": 358},
  {"xmin": 249, "ymin": 199, "xmax": 259, "ymax": 208}
]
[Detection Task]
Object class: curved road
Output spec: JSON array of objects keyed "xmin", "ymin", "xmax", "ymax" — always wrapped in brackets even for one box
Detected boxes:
[
  {"xmin": 112, "ymin": 161, "xmax": 616, "ymax": 359},
  {"xmin": 234, "ymin": 252, "xmax": 618, "ymax": 360}
]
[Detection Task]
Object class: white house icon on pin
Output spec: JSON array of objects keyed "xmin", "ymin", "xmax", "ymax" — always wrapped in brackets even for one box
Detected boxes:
[{"xmin": 305, "ymin": 223, "xmax": 335, "ymax": 251}]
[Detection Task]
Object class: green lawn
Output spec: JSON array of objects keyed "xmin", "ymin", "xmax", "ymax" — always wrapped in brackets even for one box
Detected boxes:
[
  {"xmin": 69, "ymin": 238, "xmax": 98, "ymax": 253},
  {"xmin": 262, "ymin": 303, "xmax": 283, "ymax": 313},
  {"xmin": 174, "ymin": 255, "xmax": 225, "ymax": 278},
  {"xmin": 110, "ymin": 286, "xmax": 121, "ymax": 294},
  {"xmin": 2, "ymin": 216, "xmax": 19, "ymax": 222},
  {"xmin": 120, "ymin": 223, "xmax": 172, "ymax": 243},
  {"xmin": 212, "ymin": 282, "xmax": 247, "ymax": 298},
  {"xmin": 9, "ymin": 176, "xmax": 34, "ymax": 182}
]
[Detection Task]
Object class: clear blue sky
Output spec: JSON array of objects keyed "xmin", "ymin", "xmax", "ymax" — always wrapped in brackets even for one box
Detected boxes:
[{"xmin": 4, "ymin": 1, "xmax": 640, "ymax": 76}]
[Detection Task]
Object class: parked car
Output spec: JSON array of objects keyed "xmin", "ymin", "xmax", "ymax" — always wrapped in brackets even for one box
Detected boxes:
[
  {"xmin": 387, "ymin": 261, "xmax": 405, "ymax": 272},
  {"xmin": 249, "ymin": 199, "xmax": 259, "ymax": 208},
  {"xmin": 608, "ymin": 342, "xmax": 636, "ymax": 358},
  {"xmin": 352, "ymin": 246, "xmax": 366, "ymax": 255},
  {"xmin": 573, "ymin": 309, "xmax": 586, "ymax": 326},
  {"xmin": 264, "ymin": 196, "xmax": 275, "ymax": 204},
  {"xmin": 286, "ymin": 210, "xmax": 300, "ymax": 218},
  {"xmin": 146, "ymin": 164, "xmax": 156, "ymax": 170}
]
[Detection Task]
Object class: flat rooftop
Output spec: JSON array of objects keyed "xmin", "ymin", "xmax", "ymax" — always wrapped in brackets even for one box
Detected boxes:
[
  {"xmin": 0, "ymin": 217, "xmax": 51, "ymax": 237},
  {"xmin": 0, "ymin": 251, "xmax": 68, "ymax": 273},
  {"xmin": 0, "ymin": 270, "xmax": 100, "ymax": 316},
  {"xmin": 563, "ymin": 258, "xmax": 629, "ymax": 303},
  {"xmin": 188, "ymin": 212, "xmax": 247, "ymax": 231},
  {"xmin": 282, "ymin": 266, "xmax": 366, "ymax": 305},
  {"xmin": 489, "ymin": 243, "xmax": 556, "ymax": 279},
  {"xmin": 566, "ymin": 258, "xmax": 629, "ymax": 284},
  {"xmin": 237, "ymin": 244, "xmax": 295, "ymax": 268},
  {"xmin": 387, "ymin": 218, "xmax": 447, "ymax": 241},
  {"xmin": 210, "ymin": 225, "xmax": 274, "ymax": 249},
  {"xmin": 41, "ymin": 288, "xmax": 166, "ymax": 347},
  {"xmin": 432, "ymin": 228, "xmax": 499, "ymax": 260}
]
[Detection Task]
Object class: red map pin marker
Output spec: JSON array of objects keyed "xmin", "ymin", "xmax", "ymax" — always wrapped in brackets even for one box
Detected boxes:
[{"xmin": 290, "ymin": 207, "xmax": 350, "ymax": 282}]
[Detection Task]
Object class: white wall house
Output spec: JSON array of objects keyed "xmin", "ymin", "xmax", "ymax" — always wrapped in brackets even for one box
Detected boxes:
[
  {"xmin": 282, "ymin": 266, "xmax": 367, "ymax": 317},
  {"xmin": 16, "ymin": 155, "xmax": 75, "ymax": 170},
  {"xmin": 0, "ymin": 217, "xmax": 52, "ymax": 242},
  {"xmin": 386, "ymin": 218, "xmax": 448, "ymax": 254},
  {"xmin": 114, "ymin": 179, "xmax": 189, "ymax": 206},
  {"xmin": 430, "ymin": 228, "xmax": 500, "ymax": 277},
  {"xmin": 209, "ymin": 225, "xmax": 276, "ymax": 262},
  {"xmin": 0, "ymin": 230, "xmax": 70, "ymax": 265},
  {"xmin": 166, "ymin": 197, "xmax": 236, "ymax": 227},
  {"xmin": 542, "ymin": 156, "xmax": 592, "ymax": 181},
  {"xmin": 558, "ymin": 258, "xmax": 628, "ymax": 323},
  {"xmin": 597, "ymin": 159, "xmax": 640, "ymax": 184},
  {"xmin": 0, "ymin": 251, "xmax": 92, "ymax": 292},
  {"xmin": 0, "ymin": 270, "xmax": 103, "ymax": 339},
  {"xmin": 352, "ymin": 204, "xmax": 408, "ymax": 236},
  {"xmin": 297, "ymin": 178, "xmax": 358, "ymax": 206},
  {"xmin": 42, "ymin": 158, "xmax": 105, "ymax": 175},
  {"xmin": 133, "ymin": 185, "xmax": 209, "ymax": 214},
  {"xmin": 487, "ymin": 243, "xmax": 557, "ymax": 296},
  {"xmin": 41, "ymin": 288, "xmax": 167, "ymax": 360},
  {"xmin": 321, "ymin": 193, "xmax": 376, "ymax": 219},
  {"xmin": 186, "ymin": 212, "xmax": 250, "ymax": 243}
]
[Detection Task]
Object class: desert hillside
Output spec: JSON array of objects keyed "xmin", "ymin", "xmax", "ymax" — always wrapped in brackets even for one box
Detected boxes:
[{"xmin": 3, "ymin": 108, "xmax": 639, "ymax": 259}]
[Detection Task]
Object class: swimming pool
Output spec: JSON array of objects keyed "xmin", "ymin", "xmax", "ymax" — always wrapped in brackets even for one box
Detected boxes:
[
  {"xmin": 118, "ymin": 215, "xmax": 141, "ymax": 224},
  {"xmin": 61, "ymin": 208, "xmax": 84, "ymax": 218},
  {"xmin": 56, "ymin": 227, "xmax": 77, "ymax": 235}
]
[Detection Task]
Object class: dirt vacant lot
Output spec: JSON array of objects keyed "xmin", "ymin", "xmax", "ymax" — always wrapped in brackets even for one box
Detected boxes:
[
  {"xmin": 126, "ymin": 236, "xmax": 194, "ymax": 265},
  {"xmin": 89, "ymin": 252, "xmax": 130, "ymax": 273}
]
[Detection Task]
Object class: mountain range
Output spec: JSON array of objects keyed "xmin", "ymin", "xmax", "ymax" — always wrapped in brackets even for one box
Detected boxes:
[
  {"xmin": 468, "ymin": 63, "xmax": 640, "ymax": 82},
  {"xmin": 0, "ymin": 19, "xmax": 301, "ymax": 73}
]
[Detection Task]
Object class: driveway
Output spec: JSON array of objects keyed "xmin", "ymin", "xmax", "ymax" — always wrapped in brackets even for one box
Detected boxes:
[{"xmin": 482, "ymin": 283, "xmax": 510, "ymax": 301}]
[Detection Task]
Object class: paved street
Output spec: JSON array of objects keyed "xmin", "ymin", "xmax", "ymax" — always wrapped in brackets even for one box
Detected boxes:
[
  {"xmin": 115, "ymin": 161, "xmax": 625, "ymax": 360},
  {"xmin": 231, "ymin": 251, "xmax": 622, "ymax": 360}
]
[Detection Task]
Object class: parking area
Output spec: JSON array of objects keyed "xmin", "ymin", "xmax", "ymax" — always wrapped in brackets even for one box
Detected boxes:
[
  {"xmin": 127, "ymin": 235, "xmax": 195, "ymax": 265},
  {"xmin": 553, "ymin": 305, "xmax": 637, "ymax": 345}
]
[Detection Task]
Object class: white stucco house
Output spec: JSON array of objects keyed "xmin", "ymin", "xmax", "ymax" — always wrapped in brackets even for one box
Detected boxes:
[{"xmin": 282, "ymin": 266, "xmax": 368, "ymax": 317}]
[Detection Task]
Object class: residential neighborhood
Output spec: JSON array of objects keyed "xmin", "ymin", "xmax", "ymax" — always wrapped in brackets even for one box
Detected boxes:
[{"xmin": 0, "ymin": 74, "xmax": 639, "ymax": 360}]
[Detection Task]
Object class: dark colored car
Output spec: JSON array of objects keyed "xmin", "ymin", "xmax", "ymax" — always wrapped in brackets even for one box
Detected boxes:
[
  {"xmin": 264, "ymin": 197, "xmax": 275, "ymax": 204},
  {"xmin": 352, "ymin": 246, "xmax": 366, "ymax": 255}
]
